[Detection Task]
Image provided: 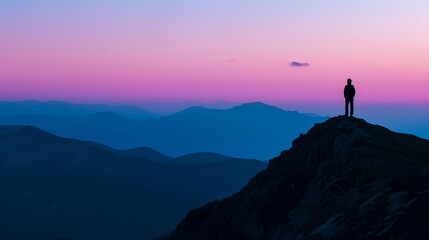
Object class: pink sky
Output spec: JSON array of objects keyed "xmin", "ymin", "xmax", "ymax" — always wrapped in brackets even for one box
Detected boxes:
[{"xmin": 0, "ymin": 0, "xmax": 428, "ymax": 104}]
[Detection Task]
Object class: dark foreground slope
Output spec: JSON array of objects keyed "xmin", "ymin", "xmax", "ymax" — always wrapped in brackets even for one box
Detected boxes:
[
  {"xmin": 170, "ymin": 117, "xmax": 429, "ymax": 240},
  {"xmin": 0, "ymin": 126, "xmax": 266, "ymax": 240}
]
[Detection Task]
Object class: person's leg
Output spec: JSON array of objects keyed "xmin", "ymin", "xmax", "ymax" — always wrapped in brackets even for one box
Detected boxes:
[
  {"xmin": 350, "ymin": 98, "xmax": 354, "ymax": 117},
  {"xmin": 345, "ymin": 99, "xmax": 349, "ymax": 116}
]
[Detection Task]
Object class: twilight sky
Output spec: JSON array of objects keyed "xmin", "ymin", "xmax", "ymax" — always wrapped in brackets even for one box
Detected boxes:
[{"xmin": 1, "ymin": 0, "xmax": 428, "ymax": 105}]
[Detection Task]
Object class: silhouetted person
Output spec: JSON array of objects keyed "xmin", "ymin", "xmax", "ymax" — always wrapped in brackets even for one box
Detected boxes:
[{"xmin": 344, "ymin": 78, "xmax": 356, "ymax": 117}]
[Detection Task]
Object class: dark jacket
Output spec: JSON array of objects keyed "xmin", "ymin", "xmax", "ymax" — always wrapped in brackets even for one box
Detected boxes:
[{"xmin": 344, "ymin": 84, "xmax": 356, "ymax": 99}]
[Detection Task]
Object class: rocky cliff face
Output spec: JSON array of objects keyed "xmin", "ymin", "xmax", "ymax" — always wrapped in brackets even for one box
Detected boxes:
[{"xmin": 169, "ymin": 117, "xmax": 429, "ymax": 240}]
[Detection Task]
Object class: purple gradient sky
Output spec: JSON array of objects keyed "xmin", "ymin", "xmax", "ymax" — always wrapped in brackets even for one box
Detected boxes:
[{"xmin": 1, "ymin": 0, "xmax": 428, "ymax": 105}]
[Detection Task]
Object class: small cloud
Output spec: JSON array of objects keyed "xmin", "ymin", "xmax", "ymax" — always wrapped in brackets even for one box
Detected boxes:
[{"xmin": 290, "ymin": 61, "xmax": 310, "ymax": 67}]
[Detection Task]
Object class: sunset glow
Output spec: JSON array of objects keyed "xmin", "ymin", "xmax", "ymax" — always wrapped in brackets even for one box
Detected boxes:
[{"xmin": 1, "ymin": 0, "xmax": 428, "ymax": 104}]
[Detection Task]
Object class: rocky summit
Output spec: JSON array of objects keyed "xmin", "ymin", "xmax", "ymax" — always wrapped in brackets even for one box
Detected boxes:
[{"xmin": 169, "ymin": 116, "xmax": 429, "ymax": 240}]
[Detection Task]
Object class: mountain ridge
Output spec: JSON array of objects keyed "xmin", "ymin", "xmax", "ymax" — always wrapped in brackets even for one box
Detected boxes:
[
  {"xmin": 0, "ymin": 102, "xmax": 327, "ymax": 159},
  {"xmin": 0, "ymin": 125, "xmax": 267, "ymax": 240},
  {"xmin": 0, "ymin": 100, "xmax": 158, "ymax": 120},
  {"xmin": 169, "ymin": 116, "xmax": 429, "ymax": 240}
]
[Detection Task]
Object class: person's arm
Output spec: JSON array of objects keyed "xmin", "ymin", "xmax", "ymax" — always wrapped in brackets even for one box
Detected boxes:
[
  {"xmin": 344, "ymin": 86, "xmax": 347, "ymax": 98},
  {"xmin": 352, "ymin": 86, "xmax": 356, "ymax": 97}
]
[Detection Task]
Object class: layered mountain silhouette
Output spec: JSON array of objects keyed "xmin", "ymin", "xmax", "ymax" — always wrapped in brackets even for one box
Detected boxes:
[
  {"xmin": 137, "ymin": 102, "xmax": 326, "ymax": 159},
  {"xmin": 0, "ymin": 126, "xmax": 266, "ymax": 240},
  {"xmin": 0, "ymin": 100, "xmax": 158, "ymax": 120},
  {"xmin": 0, "ymin": 102, "xmax": 327, "ymax": 159},
  {"xmin": 118, "ymin": 147, "xmax": 244, "ymax": 165},
  {"xmin": 169, "ymin": 117, "xmax": 429, "ymax": 240}
]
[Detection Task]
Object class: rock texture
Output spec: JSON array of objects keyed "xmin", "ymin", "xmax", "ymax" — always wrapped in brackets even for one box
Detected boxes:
[{"xmin": 169, "ymin": 117, "xmax": 429, "ymax": 240}]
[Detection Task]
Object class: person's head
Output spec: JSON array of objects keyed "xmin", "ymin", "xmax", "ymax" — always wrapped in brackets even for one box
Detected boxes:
[{"xmin": 347, "ymin": 78, "xmax": 352, "ymax": 85}]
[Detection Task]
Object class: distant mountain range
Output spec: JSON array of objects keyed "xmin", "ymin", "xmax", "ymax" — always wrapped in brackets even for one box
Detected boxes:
[
  {"xmin": 0, "ymin": 100, "xmax": 159, "ymax": 120},
  {"xmin": 0, "ymin": 126, "xmax": 267, "ymax": 240},
  {"xmin": 0, "ymin": 101, "xmax": 327, "ymax": 159},
  {"xmin": 169, "ymin": 117, "xmax": 429, "ymax": 240},
  {"xmin": 118, "ymin": 147, "xmax": 240, "ymax": 165}
]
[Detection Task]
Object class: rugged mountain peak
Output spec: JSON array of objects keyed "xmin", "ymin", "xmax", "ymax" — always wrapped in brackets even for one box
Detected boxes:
[{"xmin": 170, "ymin": 116, "xmax": 429, "ymax": 240}]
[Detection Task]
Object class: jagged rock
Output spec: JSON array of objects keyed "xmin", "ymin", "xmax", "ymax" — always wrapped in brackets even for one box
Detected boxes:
[{"xmin": 169, "ymin": 116, "xmax": 429, "ymax": 240}]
